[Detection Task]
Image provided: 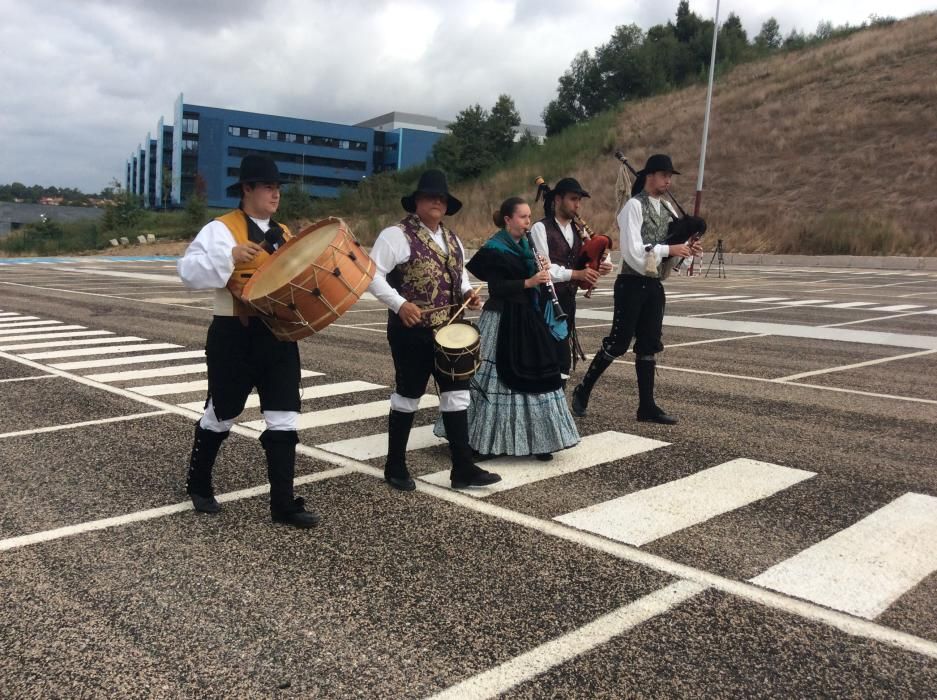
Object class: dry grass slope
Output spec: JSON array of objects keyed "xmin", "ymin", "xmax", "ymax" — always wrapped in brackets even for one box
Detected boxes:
[{"xmin": 341, "ymin": 13, "xmax": 936, "ymax": 256}]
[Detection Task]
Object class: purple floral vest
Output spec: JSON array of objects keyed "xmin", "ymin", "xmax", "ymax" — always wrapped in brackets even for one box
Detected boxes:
[{"xmin": 387, "ymin": 214, "xmax": 464, "ymax": 329}]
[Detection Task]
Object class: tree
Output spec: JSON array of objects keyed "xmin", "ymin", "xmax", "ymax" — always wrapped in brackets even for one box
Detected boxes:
[
  {"xmin": 516, "ymin": 129, "xmax": 541, "ymax": 149},
  {"xmin": 596, "ymin": 24, "xmax": 654, "ymax": 103},
  {"xmin": 102, "ymin": 191, "xmax": 144, "ymax": 232},
  {"xmin": 487, "ymin": 94, "xmax": 521, "ymax": 157},
  {"xmin": 719, "ymin": 13, "xmax": 750, "ymax": 64},
  {"xmin": 278, "ymin": 182, "xmax": 314, "ymax": 222},
  {"xmin": 755, "ymin": 18, "xmax": 782, "ymax": 52},
  {"xmin": 161, "ymin": 167, "xmax": 172, "ymax": 209},
  {"xmin": 542, "ymin": 99, "xmax": 578, "ymax": 137}
]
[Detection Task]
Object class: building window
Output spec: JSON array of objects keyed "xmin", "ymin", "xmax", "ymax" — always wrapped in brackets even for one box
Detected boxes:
[
  {"xmin": 228, "ymin": 126, "xmax": 242, "ymax": 137},
  {"xmin": 183, "ymin": 139, "xmax": 198, "ymax": 154},
  {"xmin": 284, "ymin": 132, "xmax": 297, "ymax": 143},
  {"xmin": 247, "ymin": 128, "xmax": 260, "ymax": 138},
  {"xmin": 266, "ymin": 130, "xmax": 278, "ymax": 141},
  {"xmin": 182, "ymin": 116, "xmax": 199, "ymax": 135}
]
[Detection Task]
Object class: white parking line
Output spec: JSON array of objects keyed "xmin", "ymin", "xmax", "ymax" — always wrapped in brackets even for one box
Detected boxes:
[
  {"xmin": 0, "ymin": 324, "xmax": 87, "ymax": 337},
  {"xmin": 420, "ymin": 431, "xmax": 668, "ymax": 496},
  {"xmin": 0, "ymin": 336, "xmax": 146, "ymax": 351},
  {"xmin": 317, "ymin": 424, "xmax": 447, "ymax": 459},
  {"xmin": 0, "ymin": 411, "xmax": 171, "ymax": 440},
  {"xmin": 555, "ymin": 459, "xmax": 814, "ymax": 546},
  {"xmin": 242, "ymin": 396, "xmax": 439, "ymax": 431},
  {"xmin": 751, "ymin": 493, "xmax": 937, "ymax": 619},
  {"xmin": 775, "ymin": 349, "xmax": 937, "ymax": 382},
  {"xmin": 428, "ymin": 580, "xmax": 707, "ymax": 700},
  {"xmin": 51, "ymin": 350, "xmax": 207, "ymax": 370},
  {"xmin": 20, "ymin": 342, "xmax": 180, "ymax": 360}
]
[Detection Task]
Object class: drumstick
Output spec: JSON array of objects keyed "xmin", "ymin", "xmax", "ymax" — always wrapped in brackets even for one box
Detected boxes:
[{"xmin": 445, "ymin": 284, "xmax": 486, "ymax": 327}]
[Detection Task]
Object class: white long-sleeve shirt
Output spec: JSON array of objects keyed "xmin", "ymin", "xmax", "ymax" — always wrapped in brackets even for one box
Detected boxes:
[
  {"xmin": 528, "ymin": 218, "xmax": 575, "ymax": 283},
  {"xmin": 367, "ymin": 221, "xmax": 473, "ymax": 313},
  {"xmin": 618, "ymin": 196, "xmax": 674, "ymax": 275},
  {"xmin": 177, "ymin": 214, "xmax": 273, "ymax": 314}
]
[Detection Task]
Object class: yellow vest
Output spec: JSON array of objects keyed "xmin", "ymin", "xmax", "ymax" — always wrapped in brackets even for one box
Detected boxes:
[{"xmin": 212, "ymin": 210, "xmax": 293, "ymax": 316}]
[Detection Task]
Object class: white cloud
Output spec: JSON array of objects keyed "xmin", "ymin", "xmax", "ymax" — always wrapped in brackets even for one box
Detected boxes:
[{"xmin": 0, "ymin": 0, "xmax": 932, "ymax": 191}]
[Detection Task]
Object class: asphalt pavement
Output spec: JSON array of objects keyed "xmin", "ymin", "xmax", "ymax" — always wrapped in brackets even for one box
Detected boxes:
[{"xmin": 0, "ymin": 254, "xmax": 936, "ymax": 698}]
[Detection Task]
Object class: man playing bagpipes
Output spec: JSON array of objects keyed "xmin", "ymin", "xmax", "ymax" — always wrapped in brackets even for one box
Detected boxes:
[
  {"xmin": 571, "ymin": 154, "xmax": 703, "ymax": 424},
  {"xmin": 529, "ymin": 177, "xmax": 614, "ymax": 383}
]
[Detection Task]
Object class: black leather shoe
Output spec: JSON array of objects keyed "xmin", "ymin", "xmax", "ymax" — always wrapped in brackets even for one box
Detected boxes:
[
  {"xmin": 385, "ymin": 473, "xmax": 416, "ymax": 491},
  {"xmin": 272, "ymin": 497, "xmax": 320, "ymax": 528},
  {"xmin": 535, "ymin": 453, "xmax": 553, "ymax": 461},
  {"xmin": 190, "ymin": 493, "xmax": 221, "ymax": 514},
  {"xmin": 451, "ymin": 469, "xmax": 502, "ymax": 489},
  {"xmin": 636, "ymin": 408, "xmax": 678, "ymax": 425},
  {"xmin": 571, "ymin": 385, "xmax": 589, "ymax": 417}
]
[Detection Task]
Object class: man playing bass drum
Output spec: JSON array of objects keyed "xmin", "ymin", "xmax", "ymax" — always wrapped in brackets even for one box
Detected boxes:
[
  {"xmin": 571, "ymin": 154, "xmax": 702, "ymax": 424},
  {"xmin": 529, "ymin": 177, "xmax": 613, "ymax": 384}
]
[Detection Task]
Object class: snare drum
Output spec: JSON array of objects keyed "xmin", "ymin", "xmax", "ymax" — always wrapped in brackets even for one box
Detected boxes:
[
  {"xmin": 242, "ymin": 217, "xmax": 375, "ymax": 341},
  {"xmin": 433, "ymin": 321, "xmax": 481, "ymax": 382}
]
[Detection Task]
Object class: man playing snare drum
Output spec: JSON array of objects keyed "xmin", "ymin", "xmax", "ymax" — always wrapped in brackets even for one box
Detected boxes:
[
  {"xmin": 177, "ymin": 154, "xmax": 319, "ymax": 528},
  {"xmin": 368, "ymin": 169, "xmax": 501, "ymax": 491}
]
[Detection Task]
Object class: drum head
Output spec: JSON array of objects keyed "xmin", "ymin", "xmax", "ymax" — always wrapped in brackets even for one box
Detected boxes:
[
  {"xmin": 245, "ymin": 220, "xmax": 342, "ymax": 299},
  {"xmin": 435, "ymin": 322, "xmax": 479, "ymax": 348}
]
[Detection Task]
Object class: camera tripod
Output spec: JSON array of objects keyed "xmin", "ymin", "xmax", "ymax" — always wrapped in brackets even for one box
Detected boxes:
[{"xmin": 705, "ymin": 239, "xmax": 726, "ymax": 278}]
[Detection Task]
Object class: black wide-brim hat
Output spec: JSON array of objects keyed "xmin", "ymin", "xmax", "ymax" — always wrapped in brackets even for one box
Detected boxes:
[
  {"xmin": 226, "ymin": 154, "xmax": 291, "ymax": 196},
  {"xmin": 553, "ymin": 177, "xmax": 590, "ymax": 198},
  {"xmin": 637, "ymin": 154, "xmax": 680, "ymax": 176},
  {"xmin": 401, "ymin": 169, "xmax": 462, "ymax": 216}
]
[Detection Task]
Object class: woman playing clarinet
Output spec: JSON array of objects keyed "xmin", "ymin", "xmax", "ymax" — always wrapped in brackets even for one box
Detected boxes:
[{"xmin": 435, "ymin": 197, "xmax": 580, "ymax": 460}]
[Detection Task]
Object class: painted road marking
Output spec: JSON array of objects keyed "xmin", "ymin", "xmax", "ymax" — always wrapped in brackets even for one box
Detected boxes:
[
  {"xmin": 0, "ymin": 329, "xmax": 111, "ymax": 343},
  {"xmin": 775, "ymin": 349, "xmax": 937, "ymax": 382},
  {"xmin": 751, "ymin": 493, "xmax": 937, "ymax": 619},
  {"xmin": 575, "ymin": 310, "xmax": 937, "ymax": 350},
  {"xmin": 167, "ymin": 378, "xmax": 380, "ymax": 404},
  {"xmin": 242, "ymin": 396, "xmax": 439, "ymax": 431},
  {"xmin": 50, "ymin": 350, "xmax": 207, "ymax": 370},
  {"xmin": 555, "ymin": 459, "xmax": 815, "ymax": 546},
  {"xmin": 420, "ymin": 431, "xmax": 668, "ymax": 496},
  {"xmin": 19, "ymin": 342, "xmax": 181, "ymax": 360},
  {"xmin": 84, "ymin": 363, "xmax": 211, "ymax": 382},
  {"xmin": 317, "ymin": 424, "xmax": 447, "ymax": 459},
  {"xmin": 780, "ymin": 299, "xmax": 834, "ymax": 306},
  {"xmin": 0, "ymin": 320, "xmax": 63, "ymax": 330},
  {"xmin": 739, "ymin": 297, "xmax": 790, "ymax": 303},
  {"xmin": 0, "ymin": 336, "xmax": 146, "ymax": 351},
  {"xmin": 0, "ymin": 411, "xmax": 170, "ymax": 440},
  {"xmin": 428, "ymin": 580, "xmax": 706, "ymax": 700},
  {"xmin": 0, "ymin": 324, "xmax": 86, "ymax": 337},
  {"xmin": 0, "ymin": 316, "xmax": 40, "ymax": 323},
  {"xmin": 822, "ymin": 302, "xmax": 877, "ymax": 309},
  {"xmin": 870, "ymin": 304, "xmax": 926, "ymax": 312}
]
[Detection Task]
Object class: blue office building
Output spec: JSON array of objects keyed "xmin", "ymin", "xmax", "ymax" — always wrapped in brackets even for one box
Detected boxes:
[
  {"xmin": 126, "ymin": 94, "xmax": 454, "ymax": 209},
  {"xmin": 126, "ymin": 94, "xmax": 546, "ymax": 209}
]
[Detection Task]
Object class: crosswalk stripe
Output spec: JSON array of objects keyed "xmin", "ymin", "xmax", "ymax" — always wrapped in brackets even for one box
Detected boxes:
[
  {"xmin": 242, "ymin": 396, "xmax": 439, "ymax": 431},
  {"xmin": 0, "ymin": 329, "xmax": 109, "ymax": 343},
  {"xmin": 869, "ymin": 304, "xmax": 925, "ymax": 312},
  {"xmin": 821, "ymin": 302, "xmax": 876, "ymax": 309},
  {"xmin": 19, "ymin": 342, "xmax": 180, "ymax": 360},
  {"xmin": 739, "ymin": 297, "xmax": 790, "ymax": 303},
  {"xmin": 0, "ymin": 320, "xmax": 62, "ymax": 330},
  {"xmin": 0, "ymin": 312, "xmax": 27, "ymax": 317},
  {"xmin": 0, "ymin": 316, "xmax": 40, "ymax": 323},
  {"xmin": 317, "ymin": 424, "xmax": 447, "ymax": 459},
  {"xmin": 700, "ymin": 295, "xmax": 749, "ymax": 301},
  {"xmin": 50, "ymin": 350, "xmax": 207, "ymax": 370},
  {"xmin": 554, "ymin": 458, "xmax": 815, "ymax": 546},
  {"xmin": 164, "ymin": 378, "xmax": 379, "ymax": 403},
  {"xmin": 419, "ymin": 431, "xmax": 668, "ymax": 496},
  {"xmin": 780, "ymin": 299, "xmax": 833, "ymax": 306},
  {"xmin": 0, "ymin": 336, "xmax": 145, "ymax": 351},
  {"xmin": 84, "ymin": 363, "xmax": 210, "ymax": 382},
  {"xmin": 750, "ymin": 493, "xmax": 937, "ymax": 619}
]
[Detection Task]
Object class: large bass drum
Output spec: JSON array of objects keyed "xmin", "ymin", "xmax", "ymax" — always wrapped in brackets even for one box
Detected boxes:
[{"xmin": 242, "ymin": 217, "xmax": 375, "ymax": 341}]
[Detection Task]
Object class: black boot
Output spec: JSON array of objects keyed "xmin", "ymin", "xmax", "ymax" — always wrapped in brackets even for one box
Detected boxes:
[
  {"xmin": 260, "ymin": 430, "xmax": 320, "ymax": 528},
  {"xmin": 571, "ymin": 349, "xmax": 615, "ymax": 417},
  {"xmin": 442, "ymin": 410, "xmax": 501, "ymax": 489},
  {"xmin": 384, "ymin": 410, "xmax": 416, "ymax": 491},
  {"xmin": 186, "ymin": 423, "xmax": 229, "ymax": 514},
  {"xmin": 635, "ymin": 359, "xmax": 677, "ymax": 425}
]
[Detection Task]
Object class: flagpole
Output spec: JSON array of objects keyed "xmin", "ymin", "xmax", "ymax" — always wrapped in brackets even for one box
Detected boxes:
[{"xmin": 694, "ymin": 0, "xmax": 720, "ymax": 217}]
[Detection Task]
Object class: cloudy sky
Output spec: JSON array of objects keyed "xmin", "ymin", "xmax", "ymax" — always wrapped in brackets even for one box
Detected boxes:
[{"xmin": 1, "ymin": 0, "xmax": 933, "ymax": 192}]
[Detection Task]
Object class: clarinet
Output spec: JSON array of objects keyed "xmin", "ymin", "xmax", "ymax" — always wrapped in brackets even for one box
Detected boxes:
[{"xmin": 525, "ymin": 229, "xmax": 568, "ymax": 322}]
